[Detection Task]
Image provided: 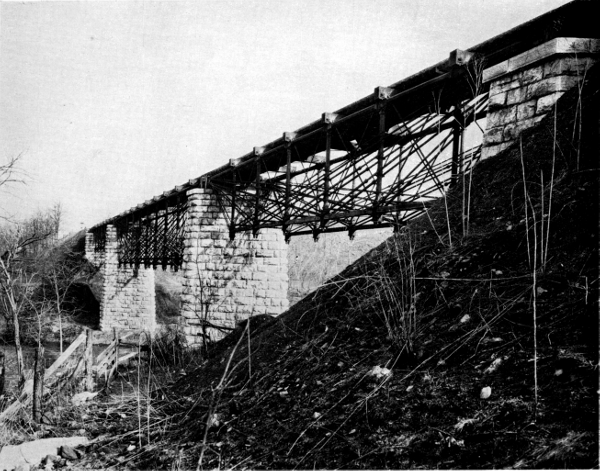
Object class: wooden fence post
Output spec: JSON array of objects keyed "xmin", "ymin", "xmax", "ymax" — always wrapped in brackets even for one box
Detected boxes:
[
  {"xmin": 84, "ymin": 329, "xmax": 94, "ymax": 392},
  {"xmin": 32, "ymin": 346, "xmax": 44, "ymax": 424},
  {"xmin": 0, "ymin": 354, "xmax": 5, "ymax": 397},
  {"xmin": 106, "ymin": 328, "xmax": 119, "ymax": 388}
]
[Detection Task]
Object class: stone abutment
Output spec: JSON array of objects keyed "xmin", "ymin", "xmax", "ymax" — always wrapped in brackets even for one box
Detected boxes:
[{"xmin": 482, "ymin": 37, "xmax": 599, "ymax": 159}]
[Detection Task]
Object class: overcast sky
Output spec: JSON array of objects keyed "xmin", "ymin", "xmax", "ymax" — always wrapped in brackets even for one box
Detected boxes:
[{"xmin": 0, "ymin": 0, "xmax": 571, "ymax": 234}]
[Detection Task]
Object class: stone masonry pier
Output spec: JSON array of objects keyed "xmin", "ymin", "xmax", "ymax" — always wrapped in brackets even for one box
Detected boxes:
[
  {"xmin": 87, "ymin": 225, "xmax": 156, "ymax": 333},
  {"xmin": 180, "ymin": 188, "xmax": 289, "ymax": 345}
]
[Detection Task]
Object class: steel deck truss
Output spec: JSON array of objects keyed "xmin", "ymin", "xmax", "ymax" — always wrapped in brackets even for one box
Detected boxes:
[
  {"xmin": 88, "ymin": 1, "xmax": 599, "ymax": 259},
  {"xmin": 91, "ymin": 195, "xmax": 188, "ymax": 270},
  {"xmin": 212, "ymin": 83, "xmax": 489, "ymax": 241}
]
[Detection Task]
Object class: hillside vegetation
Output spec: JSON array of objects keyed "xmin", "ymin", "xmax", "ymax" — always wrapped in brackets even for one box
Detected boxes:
[{"xmin": 58, "ymin": 65, "xmax": 600, "ymax": 469}]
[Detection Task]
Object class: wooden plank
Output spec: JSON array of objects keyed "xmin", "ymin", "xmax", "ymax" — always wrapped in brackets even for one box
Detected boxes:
[
  {"xmin": 32, "ymin": 347, "xmax": 44, "ymax": 423},
  {"xmin": 45, "ymin": 330, "xmax": 86, "ymax": 378},
  {"xmin": 1, "ymin": 331, "xmax": 89, "ymax": 422},
  {"xmin": 95, "ymin": 338, "xmax": 118, "ymax": 365},
  {"xmin": 106, "ymin": 331, "xmax": 120, "ymax": 387},
  {"xmin": 117, "ymin": 352, "xmax": 138, "ymax": 365},
  {"xmin": 84, "ymin": 329, "xmax": 94, "ymax": 391}
]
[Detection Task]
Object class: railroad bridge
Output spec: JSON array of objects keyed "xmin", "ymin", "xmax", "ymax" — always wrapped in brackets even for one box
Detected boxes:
[{"xmin": 86, "ymin": 1, "xmax": 599, "ymax": 345}]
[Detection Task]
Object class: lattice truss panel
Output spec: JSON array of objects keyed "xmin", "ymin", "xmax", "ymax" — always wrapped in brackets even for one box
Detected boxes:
[
  {"xmin": 91, "ymin": 226, "xmax": 106, "ymax": 252},
  {"xmin": 212, "ymin": 90, "xmax": 488, "ymax": 241},
  {"xmin": 92, "ymin": 196, "xmax": 188, "ymax": 270}
]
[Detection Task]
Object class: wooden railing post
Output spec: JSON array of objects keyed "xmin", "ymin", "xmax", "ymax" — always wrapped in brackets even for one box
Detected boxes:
[
  {"xmin": 32, "ymin": 345, "xmax": 44, "ymax": 424},
  {"xmin": 84, "ymin": 329, "xmax": 94, "ymax": 392}
]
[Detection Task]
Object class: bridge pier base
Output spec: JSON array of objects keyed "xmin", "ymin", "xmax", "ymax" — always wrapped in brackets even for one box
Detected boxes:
[
  {"xmin": 86, "ymin": 225, "xmax": 156, "ymax": 334},
  {"xmin": 181, "ymin": 188, "xmax": 289, "ymax": 345}
]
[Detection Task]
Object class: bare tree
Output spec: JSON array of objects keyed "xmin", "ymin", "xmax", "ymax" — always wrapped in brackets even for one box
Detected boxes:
[
  {"xmin": 0, "ymin": 225, "xmax": 54, "ymax": 386},
  {"xmin": 0, "ymin": 155, "xmax": 26, "ymax": 224}
]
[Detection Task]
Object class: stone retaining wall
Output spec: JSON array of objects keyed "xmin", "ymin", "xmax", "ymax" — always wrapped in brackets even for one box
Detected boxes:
[
  {"xmin": 482, "ymin": 38, "xmax": 599, "ymax": 160},
  {"xmin": 181, "ymin": 188, "xmax": 289, "ymax": 345}
]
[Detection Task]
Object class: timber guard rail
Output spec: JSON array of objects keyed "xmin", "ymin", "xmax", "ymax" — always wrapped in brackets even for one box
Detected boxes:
[{"xmin": 89, "ymin": 0, "xmax": 599, "ymax": 270}]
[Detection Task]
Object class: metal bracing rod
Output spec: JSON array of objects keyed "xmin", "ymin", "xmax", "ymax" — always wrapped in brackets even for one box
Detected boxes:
[
  {"xmin": 265, "ymin": 178, "xmax": 403, "ymax": 219},
  {"xmin": 133, "ymin": 211, "xmax": 141, "ymax": 269},
  {"xmin": 144, "ymin": 208, "xmax": 151, "ymax": 268},
  {"xmin": 282, "ymin": 203, "xmax": 428, "ymax": 237},
  {"xmin": 402, "ymin": 132, "xmax": 454, "ymax": 194},
  {"xmin": 284, "ymin": 133, "xmax": 435, "ymax": 223},
  {"xmin": 400, "ymin": 122, "xmax": 448, "ymax": 193},
  {"xmin": 235, "ymin": 200, "xmax": 430, "ymax": 233},
  {"xmin": 328, "ymin": 106, "xmax": 446, "ymax": 202},
  {"xmin": 125, "ymin": 213, "xmax": 133, "ymax": 267},
  {"xmin": 152, "ymin": 206, "xmax": 159, "ymax": 269},
  {"xmin": 324, "ymin": 144, "xmax": 398, "ymax": 213},
  {"xmin": 162, "ymin": 199, "xmax": 169, "ymax": 269},
  {"xmin": 326, "ymin": 142, "xmax": 398, "ymax": 212},
  {"xmin": 252, "ymin": 150, "xmax": 262, "ymax": 237},
  {"xmin": 450, "ymin": 103, "xmax": 465, "ymax": 186},
  {"xmin": 396, "ymin": 143, "xmax": 405, "ymax": 215},
  {"xmin": 116, "ymin": 218, "xmax": 123, "ymax": 267},
  {"xmin": 402, "ymin": 160, "xmax": 452, "ymax": 196},
  {"xmin": 256, "ymin": 187, "xmax": 288, "ymax": 222},
  {"xmin": 174, "ymin": 194, "xmax": 181, "ymax": 268},
  {"xmin": 373, "ymin": 102, "xmax": 385, "ymax": 223},
  {"xmin": 398, "ymin": 128, "xmax": 453, "ymax": 185},
  {"xmin": 283, "ymin": 133, "xmax": 293, "ymax": 229},
  {"xmin": 289, "ymin": 221, "xmax": 410, "ymax": 237},
  {"xmin": 229, "ymin": 170, "xmax": 237, "ymax": 241},
  {"xmin": 405, "ymin": 140, "xmax": 454, "ymax": 197},
  {"xmin": 321, "ymin": 117, "xmax": 333, "ymax": 229}
]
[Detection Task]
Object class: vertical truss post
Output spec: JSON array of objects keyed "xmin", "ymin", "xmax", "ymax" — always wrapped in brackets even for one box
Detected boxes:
[
  {"xmin": 174, "ymin": 194, "xmax": 182, "ymax": 270},
  {"xmin": 229, "ymin": 161, "xmax": 237, "ymax": 241},
  {"xmin": 451, "ymin": 104, "xmax": 465, "ymax": 187},
  {"xmin": 116, "ymin": 221, "xmax": 122, "ymax": 268},
  {"xmin": 162, "ymin": 199, "xmax": 169, "ymax": 270},
  {"xmin": 144, "ymin": 207, "xmax": 152, "ymax": 269},
  {"xmin": 283, "ymin": 132, "xmax": 295, "ymax": 239},
  {"xmin": 125, "ymin": 214, "xmax": 132, "ymax": 268},
  {"xmin": 133, "ymin": 211, "xmax": 141, "ymax": 269},
  {"xmin": 252, "ymin": 147, "xmax": 264, "ymax": 238},
  {"xmin": 348, "ymin": 140, "xmax": 359, "ymax": 240},
  {"xmin": 395, "ymin": 143, "xmax": 404, "ymax": 229},
  {"xmin": 152, "ymin": 205, "xmax": 159, "ymax": 269},
  {"xmin": 321, "ymin": 113, "xmax": 337, "ymax": 230},
  {"xmin": 373, "ymin": 86, "xmax": 392, "ymax": 223}
]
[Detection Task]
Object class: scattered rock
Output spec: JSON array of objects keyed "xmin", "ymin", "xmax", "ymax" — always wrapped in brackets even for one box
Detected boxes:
[
  {"xmin": 59, "ymin": 444, "xmax": 79, "ymax": 461},
  {"xmin": 71, "ymin": 391, "xmax": 99, "ymax": 406},
  {"xmin": 484, "ymin": 358, "xmax": 503, "ymax": 374},
  {"xmin": 369, "ymin": 365, "xmax": 392, "ymax": 379},
  {"xmin": 44, "ymin": 454, "xmax": 61, "ymax": 464},
  {"xmin": 0, "ymin": 437, "xmax": 87, "ymax": 471}
]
